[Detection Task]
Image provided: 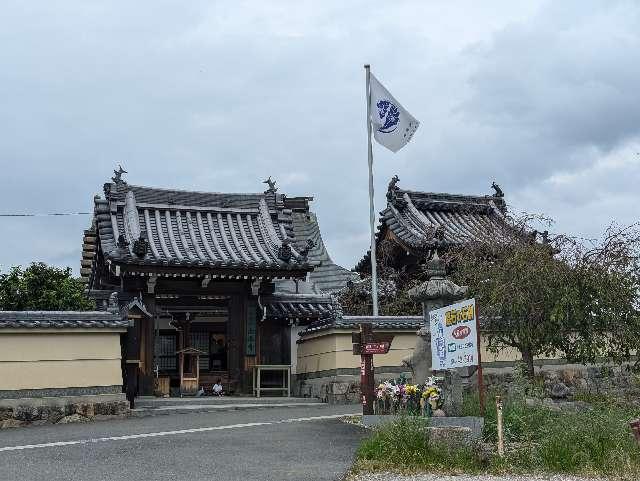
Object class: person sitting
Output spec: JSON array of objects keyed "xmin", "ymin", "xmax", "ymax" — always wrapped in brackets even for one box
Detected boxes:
[{"xmin": 212, "ymin": 378, "xmax": 224, "ymax": 396}]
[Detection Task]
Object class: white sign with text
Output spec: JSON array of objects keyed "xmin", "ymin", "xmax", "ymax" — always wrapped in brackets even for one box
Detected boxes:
[{"xmin": 430, "ymin": 298, "xmax": 479, "ymax": 370}]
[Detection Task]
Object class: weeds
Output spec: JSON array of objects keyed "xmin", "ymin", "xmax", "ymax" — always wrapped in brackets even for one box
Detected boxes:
[
  {"xmin": 355, "ymin": 416, "xmax": 487, "ymax": 474},
  {"xmin": 355, "ymin": 398, "xmax": 640, "ymax": 479}
]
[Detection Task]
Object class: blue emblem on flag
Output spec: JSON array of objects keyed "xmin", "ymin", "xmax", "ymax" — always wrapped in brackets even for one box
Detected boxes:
[{"xmin": 376, "ymin": 100, "xmax": 400, "ymax": 133}]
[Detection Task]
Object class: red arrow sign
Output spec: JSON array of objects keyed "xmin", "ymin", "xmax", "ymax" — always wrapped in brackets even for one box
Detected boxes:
[{"xmin": 363, "ymin": 342, "xmax": 390, "ymax": 354}]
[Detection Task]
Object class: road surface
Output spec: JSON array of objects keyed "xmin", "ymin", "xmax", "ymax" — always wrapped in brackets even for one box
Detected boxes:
[{"xmin": 0, "ymin": 403, "xmax": 364, "ymax": 481}]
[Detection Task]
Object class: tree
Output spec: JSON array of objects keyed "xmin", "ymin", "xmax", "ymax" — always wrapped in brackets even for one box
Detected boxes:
[
  {"xmin": 339, "ymin": 239, "xmax": 422, "ymax": 316},
  {"xmin": 0, "ymin": 262, "xmax": 93, "ymax": 311},
  {"xmin": 447, "ymin": 219, "xmax": 640, "ymax": 378},
  {"xmin": 339, "ymin": 274, "xmax": 422, "ymax": 316}
]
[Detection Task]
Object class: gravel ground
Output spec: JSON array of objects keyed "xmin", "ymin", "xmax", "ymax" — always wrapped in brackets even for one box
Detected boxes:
[{"xmin": 347, "ymin": 473, "xmax": 603, "ymax": 481}]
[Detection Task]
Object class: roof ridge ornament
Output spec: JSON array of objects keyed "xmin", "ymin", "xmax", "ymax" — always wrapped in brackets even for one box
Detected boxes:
[
  {"xmin": 278, "ymin": 238, "xmax": 293, "ymax": 262},
  {"xmin": 112, "ymin": 164, "xmax": 127, "ymax": 185},
  {"xmin": 387, "ymin": 174, "xmax": 407, "ymax": 210},
  {"xmin": 491, "ymin": 181, "xmax": 504, "ymax": 198},
  {"xmin": 386, "ymin": 174, "xmax": 400, "ymax": 201},
  {"xmin": 133, "ymin": 231, "xmax": 149, "ymax": 258},
  {"xmin": 263, "ymin": 176, "xmax": 277, "ymax": 194},
  {"xmin": 116, "ymin": 234, "xmax": 130, "ymax": 249},
  {"xmin": 107, "ymin": 292, "xmax": 119, "ymax": 314}
]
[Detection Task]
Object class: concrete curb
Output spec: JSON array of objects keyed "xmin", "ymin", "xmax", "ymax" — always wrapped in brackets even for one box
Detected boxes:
[{"xmin": 131, "ymin": 401, "xmax": 327, "ymax": 417}]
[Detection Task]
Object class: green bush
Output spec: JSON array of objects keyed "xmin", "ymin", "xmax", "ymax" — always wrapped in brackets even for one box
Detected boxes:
[
  {"xmin": 355, "ymin": 400, "xmax": 640, "ymax": 478},
  {"xmin": 356, "ymin": 416, "xmax": 488, "ymax": 473},
  {"xmin": 500, "ymin": 402, "xmax": 640, "ymax": 476}
]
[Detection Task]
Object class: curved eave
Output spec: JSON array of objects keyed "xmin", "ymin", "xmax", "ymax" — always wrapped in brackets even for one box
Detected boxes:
[{"xmin": 105, "ymin": 257, "xmax": 312, "ymax": 279}]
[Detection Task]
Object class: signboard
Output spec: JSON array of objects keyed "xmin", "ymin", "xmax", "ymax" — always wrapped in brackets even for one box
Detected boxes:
[
  {"xmin": 362, "ymin": 342, "xmax": 390, "ymax": 355},
  {"xmin": 245, "ymin": 304, "xmax": 257, "ymax": 356},
  {"xmin": 430, "ymin": 298, "xmax": 478, "ymax": 370}
]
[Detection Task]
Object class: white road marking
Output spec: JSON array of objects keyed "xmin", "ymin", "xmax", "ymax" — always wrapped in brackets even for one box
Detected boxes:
[{"xmin": 0, "ymin": 413, "xmax": 359, "ymax": 453}]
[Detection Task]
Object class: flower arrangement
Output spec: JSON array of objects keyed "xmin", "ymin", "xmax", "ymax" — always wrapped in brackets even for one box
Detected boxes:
[
  {"xmin": 422, "ymin": 376, "xmax": 443, "ymax": 414},
  {"xmin": 374, "ymin": 375, "xmax": 443, "ymax": 416}
]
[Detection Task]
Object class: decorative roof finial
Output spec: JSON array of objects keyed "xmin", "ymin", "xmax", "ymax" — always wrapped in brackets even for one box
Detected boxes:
[
  {"xmin": 112, "ymin": 164, "xmax": 127, "ymax": 185},
  {"xmin": 541, "ymin": 230, "xmax": 550, "ymax": 244},
  {"xmin": 107, "ymin": 292, "xmax": 119, "ymax": 314},
  {"xmin": 491, "ymin": 181, "xmax": 504, "ymax": 198},
  {"xmin": 133, "ymin": 231, "xmax": 149, "ymax": 258},
  {"xmin": 386, "ymin": 174, "xmax": 400, "ymax": 201},
  {"xmin": 263, "ymin": 176, "xmax": 277, "ymax": 194},
  {"xmin": 277, "ymin": 238, "xmax": 293, "ymax": 262},
  {"xmin": 116, "ymin": 234, "xmax": 130, "ymax": 249}
]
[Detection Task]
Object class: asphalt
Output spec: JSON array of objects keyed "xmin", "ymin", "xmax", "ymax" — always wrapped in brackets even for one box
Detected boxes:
[{"xmin": 0, "ymin": 403, "xmax": 365, "ymax": 481}]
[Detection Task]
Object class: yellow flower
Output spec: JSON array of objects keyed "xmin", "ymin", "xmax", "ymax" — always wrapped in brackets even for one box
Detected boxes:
[{"xmin": 405, "ymin": 384, "xmax": 418, "ymax": 396}]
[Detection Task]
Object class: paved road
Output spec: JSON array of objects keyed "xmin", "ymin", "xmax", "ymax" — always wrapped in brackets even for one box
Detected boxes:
[{"xmin": 0, "ymin": 404, "xmax": 364, "ymax": 481}]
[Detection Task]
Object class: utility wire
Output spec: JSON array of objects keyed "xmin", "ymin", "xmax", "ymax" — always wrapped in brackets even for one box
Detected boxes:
[{"xmin": 0, "ymin": 212, "xmax": 91, "ymax": 217}]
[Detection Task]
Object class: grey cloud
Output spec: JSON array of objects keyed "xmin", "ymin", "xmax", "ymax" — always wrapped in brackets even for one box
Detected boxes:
[
  {"xmin": 459, "ymin": 1, "xmax": 640, "ymax": 176},
  {"xmin": 0, "ymin": 0, "xmax": 637, "ymax": 274}
]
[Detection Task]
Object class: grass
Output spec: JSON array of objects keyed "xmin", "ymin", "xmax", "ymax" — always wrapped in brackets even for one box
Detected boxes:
[
  {"xmin": 355, "ymin": 416, "xmax": 489, "ymax": 474},
  {"xmin": 353, "ymin": 396, "xmax": 640, "ymax": 479}
]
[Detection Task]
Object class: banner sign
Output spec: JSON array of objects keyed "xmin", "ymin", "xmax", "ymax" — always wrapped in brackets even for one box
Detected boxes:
[
  {"xmin": 245, "ymin": 304, "xmax": 257, "ymax": 356},
  {"xmin": 362, "ymin": 342, "xmax": 390, "ymax": 355},
  {"xmin": 430, "ymin": 298, "xmax": 479, "ymax": 370}
]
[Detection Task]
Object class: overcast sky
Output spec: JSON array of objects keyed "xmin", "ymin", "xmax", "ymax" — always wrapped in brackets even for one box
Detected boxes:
[{"xmin": 1, "ymin": 1, "xmax": 638, "ymax": 275}]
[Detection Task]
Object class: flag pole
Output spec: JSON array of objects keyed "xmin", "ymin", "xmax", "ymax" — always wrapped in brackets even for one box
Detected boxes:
[{"xmin": 364, "ymin": 64, "xmax": 379, "ymax": 316}]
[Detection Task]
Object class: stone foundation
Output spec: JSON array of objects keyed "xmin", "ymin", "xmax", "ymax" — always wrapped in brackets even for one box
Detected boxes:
[
  {"xmin": 293, "ymin": 368, "xmax": 413, "ymax": 404},
  {"xmin": 294, "ymin": 362, "xmax": 640, "ymax": 404},
  {"xmin": 478, "ymin": 363, "xmax": 640, "ymax": 398},
  {"xmin": 0, "ymin": 393, "xmax": 129, "ymax": 429}
]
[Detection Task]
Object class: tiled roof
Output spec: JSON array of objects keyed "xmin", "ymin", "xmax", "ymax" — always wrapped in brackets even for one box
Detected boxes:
[
  {"xmin": 302, "ymin": 315, "xmax": 423, "ymax": 334},
  {"xmin": 0, "ymin": 311, "xmax": 128, "ymax": 329},
  {"xmin": 263, "ymin": 294, "xmax": 338, "ymax": 321},
  {"xmin": 263, "ymin": 279, "xmax": 339, "ymax": 322},
  {"xmin": 93, "ymin": 182, "xmax": 311, "ymax": 275},
  {"xmin": 290, "ymin": 211, "xmax": 358, "ymax": 293},
  {"xmin": 356, "ymin": 188, "xmax": 513, "ymax": 271},
  {"xmin": 79, "ymin": 222, "xmax": 97, "ymax": 283}
]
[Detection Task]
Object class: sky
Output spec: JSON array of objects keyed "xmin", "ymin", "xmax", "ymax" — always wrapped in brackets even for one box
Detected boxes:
[{"xmin": 0, "ymin": 0, "xmax": 638, "ymax": 275}]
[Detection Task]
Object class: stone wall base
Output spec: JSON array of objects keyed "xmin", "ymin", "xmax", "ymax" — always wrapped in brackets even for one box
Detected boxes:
[
  {"xmin": 0, "ymin": 393, "xmax": 129, "ymax": 429},
  {"xmin": 476, "ymin": 363, "xmax": 640, "ymax": 398},
  {"xmin": 293, "ymin": 362, "xmax": 640, "ymax": 404},
  {"xmin": 293, "ymin": 369, "xmax": 413, "ymax": 404}
]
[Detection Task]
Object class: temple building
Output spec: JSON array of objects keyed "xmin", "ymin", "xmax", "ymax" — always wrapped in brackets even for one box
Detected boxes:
[
  {"xmin": 355, "ymin": 177, "xmax": 514, "ymax": 274},
  {"xmin": 81, "ymin": 170, "xmax": 356, "ymax": 397},
  {"xmin": 78, "ymin": 170, "xmax": 524, "ymax": 401}
]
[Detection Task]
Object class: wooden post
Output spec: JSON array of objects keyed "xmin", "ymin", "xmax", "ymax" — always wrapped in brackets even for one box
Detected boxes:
[
  {"xmin": 630, "ymin": 419, "xmax": 640, "ymax": 445},
  {"xmin": 257, "ymin": 367, "xmax": 261, "ymax": 398},
  {"xmin": 475, "ymin": 303, "xmax": 485, "ymax": 416},
  {"xmin": 125, "ymin": 322, "xmax": 140, "ymax": 409},
  {"xmin": 360, "ymin": 323, "xmax": 375, "ymax": 415},
  {"xmin": 228, "ymin": 294, "xmax": 244, "ymax": 391},
  {"xmin": 496, "ymin": 395, "xmax": 505, "ymax": 457},
  {"xmin": 196, "ymin": 352, "xmax": 200, "ymax": 388}
]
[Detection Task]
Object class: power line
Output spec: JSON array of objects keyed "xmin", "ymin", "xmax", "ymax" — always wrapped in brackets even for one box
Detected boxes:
[{"xmin": 0, "ymin": 212, "xmax": 91, "ymax": 217}]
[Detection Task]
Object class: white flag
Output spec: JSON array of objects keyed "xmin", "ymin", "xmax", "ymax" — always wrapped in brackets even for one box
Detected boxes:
[{"xmin": 369, "ymin": 73, "xmax": 419, "ymax": 153}]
